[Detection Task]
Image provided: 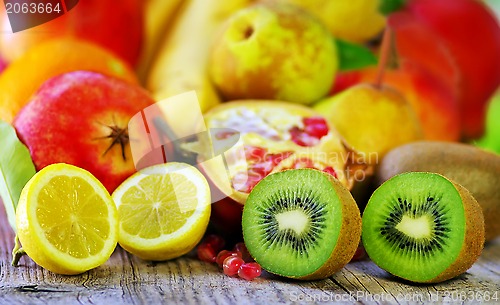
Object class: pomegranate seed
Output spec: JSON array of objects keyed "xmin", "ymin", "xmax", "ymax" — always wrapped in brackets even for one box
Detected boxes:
[
  {"xmin": 223, "ymin": 256, "xmax": 245, "ymax": 276},
  {"xmin": 350, "ymin": 246, "xmax": 367, "ymax": 262},
  {"xmin": 244, "ymin": 145, "xmax": 267, "ymax": 162},
  {"xmin": 303, "ymin": 116, "xmax": 327, "ymax": 126},
  {"xmin": 197, "ymin": 242, "xmax": 217, "ymax": 263},
  {"xmin": 304, "ymin": 123, "xmax": 329, "ymax": 139},
  {"xmin": 291, "ymin": 131, "xmax": 319, "ymax": 147},
  {"xmin": 293, "ymin": 158, "xmax": 315, "ymax": 169},
  {"xmin": 233, "ymin": 242, "xmax": 253, "ymax": 262},
  {"xmin": 267, "ymin": 151, "xmax": 293, "ymax": 165},
  {"xmin": 288, "ymin": 126, "xmax": 302, "ymax": 136},
  {"xmin": 216, "ymin": 250, "xmax": 240, "ymax": 268},
  {"xmin": 249, "ymin": 162, "xmax": 273, "ymax": 176},
  {"xmin": 323, "ymin": 166, "xmax": 338, "ymax": 178},
  {"xmin": 204, "ymin": 234, "xmax": 226, "ymax": 252},
  {"xmin": 238, "ymin": 262, "xmax": 262, "ymax": 281},
  {"xmin": 288, "ymin": 126, "xmax": 318, "ymax": 147}
]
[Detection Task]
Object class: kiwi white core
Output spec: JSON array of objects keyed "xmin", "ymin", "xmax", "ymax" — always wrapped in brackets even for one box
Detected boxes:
[
  {"xmin": 395, "ymin": 215, "xmax": 432, "ymax": 239},
  {"xmin": 276, "ymin": 210, "xmax": 310, "ymax": 235}
]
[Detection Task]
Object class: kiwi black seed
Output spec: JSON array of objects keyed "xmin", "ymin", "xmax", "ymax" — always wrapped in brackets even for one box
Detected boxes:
[
  {"xmin": 362, "ymin": 172, "xmax": 485, "ymax": 283},
  {"xmin": 376, "ymin": 140, "xmax": 500, "ymax": 241},
  {"xmin": 242, "ymin": 169, "xmax": 361, "ymax": 280}
]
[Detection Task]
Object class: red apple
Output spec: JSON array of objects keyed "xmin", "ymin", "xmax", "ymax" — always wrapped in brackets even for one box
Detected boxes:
[
  {"xmin": 331, "ymin": 63, "xmax": 461, "ymax": 142},
  {"xmin": 13, "ymin": 71, "xmax": 158, "ymax": 193},
  {"xmin": 389, "ymin": 0, "xmax": 500, "ymax": 139},
  {"xmin": 0, "ymin": 0, "xmax": 143, "ymax": 67}
]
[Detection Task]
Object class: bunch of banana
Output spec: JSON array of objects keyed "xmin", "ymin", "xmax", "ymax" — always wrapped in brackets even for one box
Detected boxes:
[
  {"xmin": 145, "ymin": 0, "xmax": 255, "ymax": 113},
  {"xmin": 135, "ymin": 0, "xmax": 184, "ymax": 82}
]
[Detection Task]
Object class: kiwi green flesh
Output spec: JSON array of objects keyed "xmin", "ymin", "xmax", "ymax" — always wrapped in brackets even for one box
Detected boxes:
[
  {"xmin": 362, "ymin": 172, "xmax": 466, "ymax": 282},
  {"xmin": 242, "ymin": 169, "xmax": 343, "ymax": 278}
]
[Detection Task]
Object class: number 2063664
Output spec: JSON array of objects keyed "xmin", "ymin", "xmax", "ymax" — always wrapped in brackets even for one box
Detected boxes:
[
  {"xmin": 5, "ymin": 2, "xmax": 62, "ymax": 14},
  {"xmin": 443, "ymin": 290, "xmax": 499, "ymax": 302}
]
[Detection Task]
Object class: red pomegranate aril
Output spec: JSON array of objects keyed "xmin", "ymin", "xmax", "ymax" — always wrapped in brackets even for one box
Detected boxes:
[
  {"xmin": 216, "ymin": 250, "xmax": 240, "ymax": 268},
  {"xmin": 238, "ymin": 262, "xmax": 262, "ymax": 281},
  {"xmin": 293, "ymin": 158, "xmax": 315, "ymax": 169},
  {"xmin": 267, "ymin": 151, "xmax": 294, "ymax": 165},
  {"xmin": 323, "ymin": 166, "xmax": 338, "ymax": 178},
  {"xmin": 303, "ymin": 116, "xmax": 327, "ymax": 126},
  {"xmin": 304, "ymin": 123, "xmax": 329, "ymax": 139},
  {"xmin": 203, "ymin": 234, "xmax": 226, "ymax": 252},
  {"xmin": 233, "ymin": 242, "xmax": 253, "ymax": 262},
  {"xmin": 249, "ymin": 162, "xmax": 273, "ymax": 176},
  {"xmin": 291, "ymin": 131, "xmax": 319, "ymax": 147},
  {"xmin": 244, "ymin": 145, "xmax": 267, "ymax": 162},
  {"xmin": 289, "ymin": 126, "xmax": 302, "ymax": 136},
  {"xmin": 197, "ymin": 242, "xmax": 217, "ymax": 263},
  {"xmin": 223, "ymin": 256, "xmax": 245, "ymax": 277}
]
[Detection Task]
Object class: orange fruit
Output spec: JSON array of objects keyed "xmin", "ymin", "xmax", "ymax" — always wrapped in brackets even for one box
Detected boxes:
[{"xmin": 0, "ymin": 38, "xmax": 138, "ymax": 123}]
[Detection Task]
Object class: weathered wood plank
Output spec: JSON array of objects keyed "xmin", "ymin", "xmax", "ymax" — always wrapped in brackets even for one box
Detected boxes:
[{"xmin": 0, "ymin": 203, "xmax": 499, "ymax": 305}]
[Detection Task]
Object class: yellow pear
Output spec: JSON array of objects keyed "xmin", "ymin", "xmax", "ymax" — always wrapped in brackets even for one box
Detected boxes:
[
  {"xmin": 263, "ymin": 0, "xmax": 386, "ymax": 43},
  {"xmin": 314, "ymin": 84, "xmax": 423, "ymax": 165}
]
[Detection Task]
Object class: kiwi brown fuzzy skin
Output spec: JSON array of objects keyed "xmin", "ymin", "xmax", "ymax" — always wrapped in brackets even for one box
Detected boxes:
[
  {"xmin": 298, "ymin": 173, "xmax": 362, "ymax": 280},
  {"xmin": 422, "ymin": 180, "xmax": 485, "ymax": 283},
  {"xmin": 376, "ymin": 141, "xmax": 500, "ymax": 241}
]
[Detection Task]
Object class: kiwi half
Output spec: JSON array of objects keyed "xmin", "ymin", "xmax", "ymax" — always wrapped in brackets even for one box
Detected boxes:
[
  {"xmin": 242, "ymin": 169, "xmax": 361, "ymax": 280},
  {"xmin": 362, "ymin": 172, "xmax": 485, "ymax": 283},
  {"xmin": 376, "ymin": 141, "xmax": 500, "ymax": 241}
]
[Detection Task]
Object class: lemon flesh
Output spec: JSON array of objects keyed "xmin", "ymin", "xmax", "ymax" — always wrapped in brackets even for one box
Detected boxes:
[
  {"xmin": 16, "ymin": 163, "xmax": 118, "ymax": 275},
  {"xmin": 112, "ymin": 162, "xmax": 211, "ymax": 261}
]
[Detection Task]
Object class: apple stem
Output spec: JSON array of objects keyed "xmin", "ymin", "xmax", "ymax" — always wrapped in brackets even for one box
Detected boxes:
[{"xmin": 374, "ymin": 27, "xmax": 393, "ymax": 89}]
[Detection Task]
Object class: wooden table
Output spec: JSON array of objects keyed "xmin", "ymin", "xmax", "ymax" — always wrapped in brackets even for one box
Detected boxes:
[{"xmin": 1, "ymin": 204, "xmax": 499, "ymax": 305}]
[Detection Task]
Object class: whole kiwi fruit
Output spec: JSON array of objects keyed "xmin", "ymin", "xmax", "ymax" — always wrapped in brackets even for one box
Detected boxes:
[
  {"xmin": 376, "ymin": 141, "xmax": 500, "ymax": 241},
  {"xmin": 363, "ymin": 172, "xmax": 485, "ymax": 283},
  {"xmin": 242, "ymin": 168, "xmax": 361, "ymax": 280}
]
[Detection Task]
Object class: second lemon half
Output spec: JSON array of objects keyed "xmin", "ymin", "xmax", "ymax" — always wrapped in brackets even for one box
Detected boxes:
[{"xmin": 112, "ymin": 162, "xmax": 211, "ymax": 261}]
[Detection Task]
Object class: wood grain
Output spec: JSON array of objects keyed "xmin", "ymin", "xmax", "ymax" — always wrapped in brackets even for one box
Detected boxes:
[{"xmin": 0, "ymin": 203, "xmax": 499, "ymax": 305}]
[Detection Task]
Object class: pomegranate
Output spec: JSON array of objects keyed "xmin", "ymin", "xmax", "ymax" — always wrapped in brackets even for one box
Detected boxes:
[{"xmin": 194, "ymin": 101, "xmax": 363, "ymax": 236}]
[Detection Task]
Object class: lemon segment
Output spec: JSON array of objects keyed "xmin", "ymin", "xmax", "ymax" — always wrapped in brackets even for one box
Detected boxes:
[
  {"xmin": 16, "ymin": 163, "xmax": 118, "ymax": 275},
  {"xmin": 112, "ymin": 162, "xmax": 211, "ymax": 261}
]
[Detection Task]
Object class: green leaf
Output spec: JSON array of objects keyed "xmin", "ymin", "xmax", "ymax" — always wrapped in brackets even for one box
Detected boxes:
[
  {"xmin": 379, "ymin": 0, "xmax": 406, "ymax": 15},
  {"xmin": 336, "ymin": 39, "xmax": 378, "ymax": 71},
  {"xmin": 0, "ymin": 120, "xmax": 36, "ymax": 232}
]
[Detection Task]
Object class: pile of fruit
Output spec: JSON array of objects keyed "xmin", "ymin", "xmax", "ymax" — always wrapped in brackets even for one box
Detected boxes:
[{"xmin": 0, "ymin": 0, "xmax": 499, "ymax": 285}]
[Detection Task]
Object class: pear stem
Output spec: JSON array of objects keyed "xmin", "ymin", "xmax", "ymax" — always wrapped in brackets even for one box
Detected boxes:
[{"xmin": 374, "ymin": 27, "xmax": 393, "ymax": 89}]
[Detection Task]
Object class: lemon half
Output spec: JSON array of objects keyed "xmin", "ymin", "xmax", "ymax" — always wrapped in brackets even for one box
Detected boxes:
[
  {"xmin": 112, "ymin": 162, "xmax": 211, "ymax": 261},
  {"xmin": 16, "ymin": 163, "xmax": 118, "ymax": 275}
]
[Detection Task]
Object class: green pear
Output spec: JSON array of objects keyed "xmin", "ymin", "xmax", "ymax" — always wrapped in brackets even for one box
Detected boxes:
[{"xmin": 209, "ymin": 2, "xmax": 337, "ymax": 105}]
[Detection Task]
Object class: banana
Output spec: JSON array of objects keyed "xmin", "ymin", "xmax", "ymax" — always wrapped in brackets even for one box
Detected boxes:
[
  {"xmin": 146, "ymin": 0, "xmax": 255, "ymax": 113},
  {"xmin": 135, "ymin": 0, "xmax": 184, "ymax": 83}
]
